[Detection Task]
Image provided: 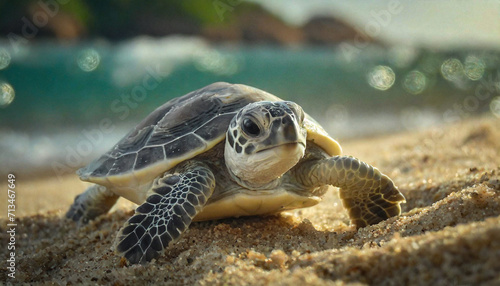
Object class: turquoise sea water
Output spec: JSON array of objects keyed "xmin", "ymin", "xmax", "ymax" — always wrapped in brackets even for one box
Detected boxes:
[{"xmin": 1, "ymin": 37, "xmax": 499, "ymax": 175}]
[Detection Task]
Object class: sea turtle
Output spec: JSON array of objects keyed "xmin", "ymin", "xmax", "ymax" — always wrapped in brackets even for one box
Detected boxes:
[{"xmin": 67, "ymin": 82, "xmax": 405, "ymax": 264}]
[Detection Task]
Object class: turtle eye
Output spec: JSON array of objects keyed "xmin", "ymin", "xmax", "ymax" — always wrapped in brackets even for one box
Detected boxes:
[{"xmin": 242, "ymin": 118, "xmax": 261, "ymax": 137}]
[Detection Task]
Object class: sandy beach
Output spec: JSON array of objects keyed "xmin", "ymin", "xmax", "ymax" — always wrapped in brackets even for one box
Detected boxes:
[{"xmin": 1, "ymin": 116, "xmax": 499, "ymax": 285}]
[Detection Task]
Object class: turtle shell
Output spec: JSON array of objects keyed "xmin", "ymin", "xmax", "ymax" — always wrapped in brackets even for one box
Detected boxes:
[
  {"xmin": 77, "ymin": 82, "xmax": 341, "ymax": 189},
  {"xmin": 78, "ymin": 82, "xmax": 281, "ymax": 188}
]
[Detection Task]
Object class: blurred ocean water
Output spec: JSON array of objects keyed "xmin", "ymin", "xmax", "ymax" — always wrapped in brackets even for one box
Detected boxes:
[{"xmin": 0, "ymin": 36, "xmax": 499, "ymax": 176}]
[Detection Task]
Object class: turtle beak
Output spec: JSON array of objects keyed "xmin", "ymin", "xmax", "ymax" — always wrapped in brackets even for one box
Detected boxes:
[{"xmin": 257, "ymin": 113, "xmax": 307, "ymax": 153}]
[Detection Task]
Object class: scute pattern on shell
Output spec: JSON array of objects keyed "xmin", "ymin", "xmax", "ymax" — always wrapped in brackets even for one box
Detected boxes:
[{"xmin": 77, "ymin": 82, "xmax": 280, "ymax": 181}]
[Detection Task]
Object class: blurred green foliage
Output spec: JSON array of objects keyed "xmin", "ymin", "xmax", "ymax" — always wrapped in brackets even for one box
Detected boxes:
[{"xmin": 0, "ymin": 0, "xmax": 260, "ymax": 38}]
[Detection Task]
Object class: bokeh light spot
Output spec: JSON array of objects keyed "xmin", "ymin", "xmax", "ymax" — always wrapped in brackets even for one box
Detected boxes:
[
  {"xmin": 0, "ymin": 82, "xmax": 15, "ymax": 108},
  {"xmin": 77, "ymin": 49, "xmax": 101, "ymax": 72},
  {"xmin": 441, "ymin": 58, "xmax": 464, "ymax": 81},
  {"xmin": 367, "ymin": 65, "xmax": 395, "ymax": 91},
  {"xmin": 193, "ymin": 50, "xmax": 239, "ymax": 76},
  {"xmin": 490, "ymin": 96, "xmax": 500, "ymax": 118},
  {"xmin": 403, "ymin": 70, "xmax": 427, "ymax": 94},
  {"xmin": 0, "ymin": 48, "xmax": 11, "ymax": 70},
  {"xmin": 464, "ymin": 55, "xmax": 485, "ymax": 81}
]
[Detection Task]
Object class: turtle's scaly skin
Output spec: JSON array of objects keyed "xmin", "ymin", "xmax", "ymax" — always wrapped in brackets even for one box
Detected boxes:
[
  {"xmin": 66, "ymin": 185, "xmax": 118, "ymax": 225},
  {"xmin": 115, "ymin": 162, "xmax": 215, "ymax": 264},
  {"xmin": 295, "ymin": 156, "xmax": 405, "ymax": 228}
]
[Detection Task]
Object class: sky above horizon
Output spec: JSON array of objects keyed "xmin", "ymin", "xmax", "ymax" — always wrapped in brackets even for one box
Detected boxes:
[{"xmin": 249, "ymin": 0, "xmax": 500, "ymax": 50}]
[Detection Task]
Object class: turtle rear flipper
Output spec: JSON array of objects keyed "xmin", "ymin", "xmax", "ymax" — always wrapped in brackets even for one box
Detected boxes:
[
  {"xmin": 114, "ymin": 162, "xmax": 215, "ymax": 264},
  {"xmin": 66, "ymin": 185, "xmax": 119, "ymax": 225},
  {"xmin": 297, "ymin": 156, "xmax": 405, "ymax": 228}
]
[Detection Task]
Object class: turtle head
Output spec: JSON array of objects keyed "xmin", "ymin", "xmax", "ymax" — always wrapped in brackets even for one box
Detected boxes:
[{"xmin": 225, "ymin": 101, "xmax": 307, "ymax": 187}]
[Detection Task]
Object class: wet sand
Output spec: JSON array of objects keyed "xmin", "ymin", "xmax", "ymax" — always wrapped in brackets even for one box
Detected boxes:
[{"xmin": 1, "ymin": 116, "xmax": 499, "ymax": 285}]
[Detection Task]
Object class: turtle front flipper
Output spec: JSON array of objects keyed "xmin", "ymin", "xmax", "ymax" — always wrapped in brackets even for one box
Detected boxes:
[
  {"xmin": 66, "ymin": 184, "xmax": 119, "ymax": 225},
  {"xmin": 114, "ymin": 162, "xmax": 216, "ymax": 264},
  {"xmin": 297, "ymin": 156, "xmax": 405, "ymax": 228}
]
